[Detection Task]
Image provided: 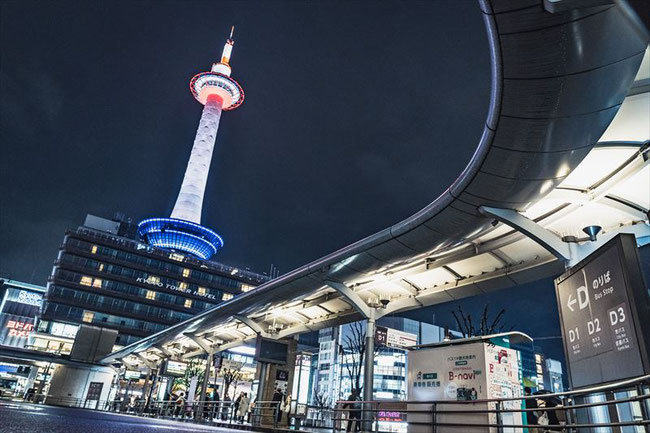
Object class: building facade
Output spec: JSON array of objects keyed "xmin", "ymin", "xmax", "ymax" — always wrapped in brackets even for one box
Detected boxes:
[
  {"xmin": 38, "ymin": 215, "xmax": 268, "ymax": 349},
  {"xmin": 314, "ymin": 317, "xmax": 454, "ymax": 406},
  {"xmin": 0, "ymin": 278, "xmax": 45, "ymax": 349}
]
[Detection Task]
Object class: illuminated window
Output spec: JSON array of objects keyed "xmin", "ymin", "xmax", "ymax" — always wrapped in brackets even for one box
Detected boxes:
[
  {"xmin": 184, "ymin": 299, "xmax": 192, "ymax": 308},
  {"xmin": 182, "ymin": 268, "xmax": 191, "ymax": 278},
  {"xmin": 98, "ymin": 263, "xmax": 104, "ymax": 272},
  {"xmin": 91, "ymin": 245, "xmax": 98, "ymax": 254},
  {"xmin": 146, "ymin": 275, "xmax": 161, "ymax": 284},
  {"xmin": 197, "ymin": 287, "xmax": 206, "ymax": 296},
  {"xmin": 82, "ymin": 311, "xmax": 94, "ymax": 323},
  {"xmin": 169, "ymin": 253, "xmax": 185, "ymax": 262},
  {"xmin": 80, "ymin": 276, "xmax": 93, "ymax": 286},
  {"xmin": 179, "ymin": 282, "xmax": 188, "ymax": 290},
  {"xmin": 222, "ymin": 293, "xmax": 233, "ymax": 301},
  {"xmin": 92, "ymin": 278, "xmax": 102, "ymax": 288},
  {"xmin": 241, "ymin": 284, "xmax": 254, "ymax": 292},
  {"xmin": 146, "ymin": 290, "xmax": 156, "ymax": 300}
]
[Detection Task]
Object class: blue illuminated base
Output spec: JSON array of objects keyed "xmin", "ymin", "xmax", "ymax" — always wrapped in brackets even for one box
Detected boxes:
[{"xmin": 138, "ymin": 218, "xmax": 224, "ymax": 260}]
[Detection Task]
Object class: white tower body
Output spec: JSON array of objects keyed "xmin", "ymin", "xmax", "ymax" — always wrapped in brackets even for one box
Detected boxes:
[{"xmin": 170, "ymin": 94, "xmax": 224, "ymax": 223}]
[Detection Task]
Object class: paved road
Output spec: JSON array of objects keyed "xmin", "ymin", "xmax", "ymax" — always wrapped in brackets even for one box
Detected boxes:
[{"xmin": 0, "ymin": 400, "xmax": 246, "ymax": 433}]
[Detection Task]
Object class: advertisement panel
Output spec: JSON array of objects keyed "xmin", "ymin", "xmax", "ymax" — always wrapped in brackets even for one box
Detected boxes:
[
  {"xmin": 407, "ymin": 339, "xmax": 524, "ymax": 433},
  {"xmin": 555, "ymin": 234, "xmax": 650, "ymax": 388}
]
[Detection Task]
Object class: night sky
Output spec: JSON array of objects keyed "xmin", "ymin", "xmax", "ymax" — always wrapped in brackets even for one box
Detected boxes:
[{"xmin": 3, "ymin": 1, "xmax": 645, "ymax": 366}]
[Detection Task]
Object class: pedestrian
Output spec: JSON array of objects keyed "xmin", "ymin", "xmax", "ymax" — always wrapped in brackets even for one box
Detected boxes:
[
  {"xmin": 524, "ymin": 387, "xmax": 539, "ymax": 431},
  {"xmin": 343, "ymin": 389, "xmax": 360, "ymax": 432},
  {"xmin": 272, "ymin": 387, "xmax": 283, "ymax": 424},
  {"xmin": 236, "ymin": 392, "xmax": 250, "ymax": 423},
  {"xmin": 174, "ymin": 392, "xmax": 185, "ymax": 418},
  {"xmin": 283, "ymin": 393, "xmax": 292, "ymax": 425},
  {"xmin": 222, "ymin": 393, "xmax": 231, "ymax": 421},
  {"xmin": 234, "ymin": 392, "xmax": 242, "ymax": 419}
]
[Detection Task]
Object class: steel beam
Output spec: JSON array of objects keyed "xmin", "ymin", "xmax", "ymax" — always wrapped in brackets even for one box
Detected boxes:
[
  {"xmin": 479, "ymin": 206, "xmax": 572, "ymax": 262},
  {"xmin": 325, "ymin": 280, "xmax": 372, "ymax": 319},
  {"xmin": 232, "ymin": 315, "xmax": 270, "ymax": 338}
]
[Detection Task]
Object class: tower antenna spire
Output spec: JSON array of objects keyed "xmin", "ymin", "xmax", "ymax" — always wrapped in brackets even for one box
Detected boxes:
[{"xmin": 230, "ymin": 25, "xmax": 234, "ymax": 39}]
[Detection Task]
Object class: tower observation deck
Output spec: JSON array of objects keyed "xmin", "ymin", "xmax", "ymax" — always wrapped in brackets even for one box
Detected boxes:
[{"xmin": 138, "ymin": 28, "xmax": 244, "ymax": 260}]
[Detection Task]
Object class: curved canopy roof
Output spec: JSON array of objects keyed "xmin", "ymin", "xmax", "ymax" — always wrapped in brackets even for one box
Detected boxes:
[{"xmin": 103, "ymin": 0, "xmax": 649, "ymax": 365}]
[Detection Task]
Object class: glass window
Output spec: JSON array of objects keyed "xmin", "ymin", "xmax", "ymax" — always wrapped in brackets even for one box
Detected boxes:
[
  {"xmin": 182, "ymin": 268, "xmax": 191, "ymax": 277},
  {"xmin": 222, "ymin": 293, "xmax": 233, "ymax": 301},
  {"xmin": 169, "ymin": 253, "xmax": 185, "ymax": 262},
  {"xmin": 98, "ymin": 263, "xmax": 104, "ymax": 272},
  {"xmin": 91, "ymin": 245, "xmax": 98, "ymax": 254},
  {"xmin": 82, "ymin": 311, "xmax": 94, "ymax": 323},
  {"xmin": 241, "ymin": 284, "xmax": 254, "ymax": 292},
  {"xmin": 146, "ymin": 290, "xmax": 156, "ymax": 300},
  {"xmin": 179, "ymin": 282, "xmax": 188, "ymax": 290},
  {"xmin": 80, "ymin": 276, "xmax": 93, "ymax": 286},
  {"xmin": 184, "ymin": 299, "xmax": 192, "ymax": 308},
  {"xmin": 197, "ymin": 287, "xmax": 206, "ymax": 296},
  {"xmin": 92, "ymin": 278, "xmax": 102, "ymax": 288}
]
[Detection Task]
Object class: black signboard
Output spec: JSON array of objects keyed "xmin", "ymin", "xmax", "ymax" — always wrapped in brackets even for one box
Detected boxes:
[
  {"xmin": 86, "ymin": 382, "xmax": 103, "ymax": 401},
  {"xmin": 255, "ymin": 336, "xmax": 288, "ymax": 364},
  {"xmin": 375, "ymin": 326, "xmax": 388, "ymax": 347},
  {"xmin": 555, "ymin": 234, "xmax": 650, "ymax": 389}
]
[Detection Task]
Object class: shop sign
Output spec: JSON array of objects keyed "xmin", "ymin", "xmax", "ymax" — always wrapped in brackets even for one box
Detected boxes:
[
  {"xmin": 6, "ymin": 320, "xmax": 34, "ymax": 337},
  {"xmin": 377, "ymin": 411, "xmax": 403, "ymax": 422},
  {"xmin": 16, "ymin": 290, "xmax": 43, "ymax": 307}
]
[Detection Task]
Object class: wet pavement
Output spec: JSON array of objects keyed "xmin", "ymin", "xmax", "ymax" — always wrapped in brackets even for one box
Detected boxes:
[{"xmin": 0, "ymin": 400, "xmax": 249, "ymax": 433}]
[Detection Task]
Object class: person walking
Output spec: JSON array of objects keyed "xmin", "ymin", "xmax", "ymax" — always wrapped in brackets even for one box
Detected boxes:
[
  {"xmin": 343, "ymin": 390, "xmax": 361, "ymax": 432},
  {"xmin": 272, "ymin": 387, "xmax": 284, "ymax": 424},
  {"xmin": 174, "ymin": 392, "xmax": 185, "ymax": 418},
  {"xmin": 222, "ymin": 393, "xmax": 231, "ymax": 421},
  {"xmin": 237, "ymin": 392, "xmax": 250, "ymax": 423}
]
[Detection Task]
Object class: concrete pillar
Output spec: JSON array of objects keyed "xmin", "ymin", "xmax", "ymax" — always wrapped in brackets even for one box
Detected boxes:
[
  {"xmin": 46, "ymin": 364, "xmax": 116, "ymax": 408},
  {"xmin": 254, "ymin": 338, "xmax": 297, "ymax": 427},
  {"xmin": 363, "ymin": 318, "xmax": 376, "ymax": 431}
]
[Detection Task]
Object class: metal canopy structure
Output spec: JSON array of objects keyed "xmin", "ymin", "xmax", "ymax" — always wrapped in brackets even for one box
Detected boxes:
[{"xmin": 102, "ymin": 0, "xmax": 650, "ymax": 365}]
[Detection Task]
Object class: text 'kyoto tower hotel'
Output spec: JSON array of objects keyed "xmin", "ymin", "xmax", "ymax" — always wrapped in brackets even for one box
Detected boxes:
[{"xmin": 139, "ymin": 27, "xmax": 244, "ymax": 260}]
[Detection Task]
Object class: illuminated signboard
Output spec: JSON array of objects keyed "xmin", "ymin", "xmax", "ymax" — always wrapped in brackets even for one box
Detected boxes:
[
  {"xmin": 6, "ymin": 320, "xmax": 34, "ymax": 337},
  {"xmin": 375, "ymin": 326, "xmax": 417, "ymax": 349},
  {"xmin": 16, "ymin": 290, "xmax": 43, "ymax": 307},
  {"xmin": 555, "ymin": 234, "xmax": 650, "ymax": 388},
  {"xmin": 163, "ymin": 360, "xmax": 188, "ymax": 377},
  {"xmin": 124, "ymin": 370, "xmax": 142, "ymax": 380},
  {"xmin": 377, "ymin": 411, "xmax": 403, "ymax": 422}
]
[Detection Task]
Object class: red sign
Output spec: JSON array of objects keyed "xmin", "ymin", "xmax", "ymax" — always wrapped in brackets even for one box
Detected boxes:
[{"xmin": 6, "ymin": 320, "xmax": 34, "ymax": 337}]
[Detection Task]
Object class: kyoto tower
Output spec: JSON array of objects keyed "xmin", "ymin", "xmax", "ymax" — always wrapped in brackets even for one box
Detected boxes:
[{"xmin": 138, "ymin": 28, "xmax": 244, "ymax": 260}]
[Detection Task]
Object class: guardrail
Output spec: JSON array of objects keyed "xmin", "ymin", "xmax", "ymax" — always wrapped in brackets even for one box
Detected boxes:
[{"xmin": 334, "ymin": 375, "xmax": 650, "ymax": 433}]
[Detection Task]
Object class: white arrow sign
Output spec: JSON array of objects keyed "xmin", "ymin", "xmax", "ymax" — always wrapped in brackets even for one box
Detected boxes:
[{"xmin": 568, "ymin": 294, "xmax": 577, "ymax": 312}]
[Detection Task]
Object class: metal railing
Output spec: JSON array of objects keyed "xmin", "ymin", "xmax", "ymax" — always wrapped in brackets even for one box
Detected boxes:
[{"xmin": 334, "ymin": 375, "xmax": 650, "ymax": 432}]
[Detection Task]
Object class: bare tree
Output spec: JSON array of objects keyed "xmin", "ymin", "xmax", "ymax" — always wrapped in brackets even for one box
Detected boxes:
[
  {"xmin": 220, "ymin": 365, "xmax": 244, "ymax": 398},
  {"xmin": 339, "ymin": 322, "xmax": 384, "ymax": 398},
  {"xmin": 311, "ymin": 387, "xmax": 331, "ymax": 425},
  {"xmin": 451, "ymin": 305, "xmax": 511, "ymax": 338}
]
